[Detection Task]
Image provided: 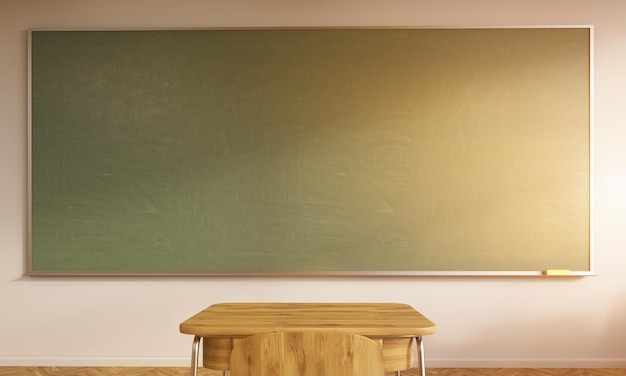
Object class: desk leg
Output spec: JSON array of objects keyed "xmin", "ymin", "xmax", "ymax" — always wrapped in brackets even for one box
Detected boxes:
[
  {"xmin": 190, "ymin": 335, "xmax": 201, "ymax": 376},
  {"xmin": 415, "ymin": 336, "xmax": 426, "ymax": 376}
]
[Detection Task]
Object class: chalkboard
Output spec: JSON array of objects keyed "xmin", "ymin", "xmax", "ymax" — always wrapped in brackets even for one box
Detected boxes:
[{"xmin": 28, "ymin": 28, "xmax": 592, "ymax": 276}]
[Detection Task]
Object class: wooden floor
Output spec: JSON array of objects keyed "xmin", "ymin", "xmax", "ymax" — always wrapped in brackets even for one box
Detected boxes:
[{"xmin": 0, "ymin": 368, "xmax": 624, "ymax": 376}]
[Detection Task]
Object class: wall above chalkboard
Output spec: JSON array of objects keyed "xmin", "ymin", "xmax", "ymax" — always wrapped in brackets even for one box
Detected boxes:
[{"xmin": 28, "ymin": 27, "xmax": 593, "ymax": 276}]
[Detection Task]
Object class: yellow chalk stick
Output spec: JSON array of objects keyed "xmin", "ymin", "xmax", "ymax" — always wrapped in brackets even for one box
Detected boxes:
[{"xmin": 542, "ymin": 269, "xmax": 572, "ymax": 276}]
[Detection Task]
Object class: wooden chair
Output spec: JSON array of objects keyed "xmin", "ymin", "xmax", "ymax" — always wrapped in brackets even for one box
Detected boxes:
[{"xmin": 229, "ymin": 331, "xmax": 386, "ymax": 376}]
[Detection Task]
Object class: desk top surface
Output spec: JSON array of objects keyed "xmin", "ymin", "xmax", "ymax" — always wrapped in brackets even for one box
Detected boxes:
[{"xmin": 179, "ymin": 302, "xmax": 436, "ymax": 338}]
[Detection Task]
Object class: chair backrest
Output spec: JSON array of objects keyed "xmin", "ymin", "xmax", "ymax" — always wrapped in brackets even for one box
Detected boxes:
[{"xmin": 229, "ymin": 331, "xmax": 385, "ymax": 376}]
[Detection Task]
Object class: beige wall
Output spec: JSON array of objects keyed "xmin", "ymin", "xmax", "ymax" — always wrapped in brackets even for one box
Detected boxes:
[{"xmin": 1, "ymin": 0, "xmax": 625, "ymax": 368}]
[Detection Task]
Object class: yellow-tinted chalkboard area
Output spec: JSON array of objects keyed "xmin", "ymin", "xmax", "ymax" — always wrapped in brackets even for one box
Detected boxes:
[{"xmin": 29, "ymin": 28, "xmax": 591, "ymax": 275}]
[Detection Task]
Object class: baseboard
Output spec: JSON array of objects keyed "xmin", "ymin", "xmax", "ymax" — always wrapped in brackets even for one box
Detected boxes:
[
  {"xmin": 0, "ymin": 357, "xmax": 191, "ymax": 367},
  {"xmin": 427, "ymin": 357, "xmax": 626, "ymax": 368},
  {"xmin": 2, "ymin": 356, "xmax": 626, "ymax": 368}
]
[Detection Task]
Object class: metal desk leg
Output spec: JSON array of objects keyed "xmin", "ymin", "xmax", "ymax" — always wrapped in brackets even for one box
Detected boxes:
[
  {"xmin": 415, "ymin": 336, "xmax": 426, "ymax": 376},
  {"xmin": 190, "ymin": 335, "xmax": 201, "ymax": 376}
]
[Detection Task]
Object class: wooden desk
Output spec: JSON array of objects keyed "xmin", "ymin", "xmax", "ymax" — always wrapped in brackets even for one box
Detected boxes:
[{"xmin": 179, "ymin": 303, "xmax": 436, "ymax": 376}]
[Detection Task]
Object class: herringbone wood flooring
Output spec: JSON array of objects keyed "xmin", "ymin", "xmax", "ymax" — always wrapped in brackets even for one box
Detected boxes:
[{"xmin": 0, "ymin": 368, "xmax": 625, "ymax": 376}]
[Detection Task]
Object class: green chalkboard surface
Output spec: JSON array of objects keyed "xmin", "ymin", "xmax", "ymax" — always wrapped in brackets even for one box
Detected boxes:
[{"xmin": 29, "ymin": 28, "xmax": 592, "ymax": 275}]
